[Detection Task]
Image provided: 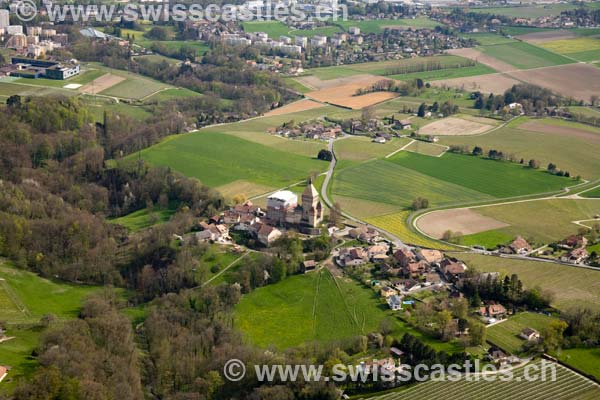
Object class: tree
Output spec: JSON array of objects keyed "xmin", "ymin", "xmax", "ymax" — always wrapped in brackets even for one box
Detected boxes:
[
  {"xmin": 469, "ymin": 321, "xmax": 487, "ymax": 346},
  {"xmin": 472, "ymin": 146, "xmax": 483, "ymax": 156},
  {"xmin": 412, "ymin": 197, "xmax": 429, "ymax": 211},
  {"xmin": 541, "ymin": 320, "xmax": 568, "ymax": 352},
  {"xmin": 528, "ymin": 159, "xmax": 539, "ymax": 169},
  {"xmin": 417, "ymin": 103, "xmax": 427, "ymax": 117},
  {"xmin": 317, "ymin": 149, "xmax": 333, "ymax": 161},
  {"xmin": 547, "ymin": 163, "xmax": 557, "ymax": 173}
]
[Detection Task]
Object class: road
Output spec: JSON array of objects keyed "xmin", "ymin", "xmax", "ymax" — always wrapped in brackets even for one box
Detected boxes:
[{"xmin": 321, "ymin": 138, "xmax": 408, "ymax": 248}]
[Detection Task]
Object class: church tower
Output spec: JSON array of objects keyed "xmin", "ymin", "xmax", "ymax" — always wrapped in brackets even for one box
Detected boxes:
[{"xmin": 301, "ymin": 178, "xmax": 323, "ymax": 227}]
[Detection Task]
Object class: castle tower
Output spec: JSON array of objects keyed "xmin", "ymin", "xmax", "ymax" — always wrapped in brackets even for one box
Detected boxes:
[{"xmin": 301, "ymin": 178, "xmax": 323, "ymax": 227}]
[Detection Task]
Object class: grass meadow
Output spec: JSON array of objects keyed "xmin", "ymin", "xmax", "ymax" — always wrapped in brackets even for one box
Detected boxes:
[
  {"xmin": 481, "ymin": 42, "xmax": 575, "ymax": 69},
  {"xmin": 109, "ymin": 206, "xmax": 177, "ymax": 232},
  {"xmin": 557, "ymin": 347, "xmax": 600, "ymax": 380},
  {"xmin": 135, "ymin": 131, "xmax": 328, "ymax": 188},
  {"xmin": 451, "ymin": 253, "xmax": 600, "ymax": 312},
  {"xmin": 437, "ymin": 118, "xmax": 600, "ymax": 179},
  {"xmin": 234, "ymin": 269, "xmax": 400, "ymax": 348},
  {"xmin": 389, "ymin": 152, "xmax": 572, "ymax": 198},
  {"xmin": 486, "ymin": 312, "xmax": 558, "ymax": 354}
]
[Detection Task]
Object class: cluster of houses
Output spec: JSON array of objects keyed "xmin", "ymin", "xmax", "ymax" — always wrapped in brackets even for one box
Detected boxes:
[
  {"xmin": 268, "ymin": 121, "xmax": 343, "ymax": 141},
  {"xmin": 196, "ymin": 179, "xmax": 323, "ymax": 247},
  {"xmin": 0, "ymin": 11, "xmax": 69, "ymax": 57},
  {"xmin": 558, "ymin": 234, "xmax": 590, "ymax": 265}
]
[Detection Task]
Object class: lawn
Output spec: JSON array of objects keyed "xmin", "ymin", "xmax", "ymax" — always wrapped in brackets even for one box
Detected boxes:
[
  {"xmin": 109, "ymin": 206, "xmax": 177, "ymax": 232},
  {"xmin": 242, "ymin": 21, "xmax": 292, "ymax": 38},
  {"xmin": 437, "ymin": 118, "xmax": 600, "ymax": 179},
  {"xmin": 388, "ymin": 63, "xmax": 496, "ymax": 82},
  {"xmin": 234, "ymin": 269, "xmax": 401, "ymax": 348},
  {"xmin": 557, "ymin": 347, "xmax": 600, "ymax": 381},
  {"xmin": 134, "ymin": 130, "xmax": 328, "ymax": 188},
  {"xmin": 403, "ymin": 140, "xmax": 448, "ymax": 157},
  {"xmin": 89, "ymin": 63, "xmax": 174, "ymax": 100},
  {"xmin": 581, "ymin": 186, "xmax": 600, "ymax": 198},
  {"xmin": 144, "ymin": 87, "xmax": 203, "ymax": 103},
  {"xmin": 0, "ymin": 80, "xmax": 77, "ymax": 98},
  {"xmin": 362, "ymin": 359, "xmax": 600, "ymax": 400},
  {"xmin": 365, "ymin": 211, "xmax": 457, "ymax": 250},
  {"xmin": 332, "ymin": 159, "xmax": 493, "ymax": 210},
  {"xmin": 487, "ymin": 312, "xmax": 558, "ymax": 354},
  {"xmin": 460, "ymin": 229, "xmax": 514, "ymax": 250},
  {"xmin": 389, "ymin": 152, "xmax": 573, "ymax": 198},
  {"xmin": 470, "ymin": 198, "xmax": 600, "ymax": 245},
  {"xmin": 481, "ymin": 42, "xmax": 575, "ymax": 70},
  {"xmin": 451, "ymin": 253, "xmax": 600, "ymax": 312}
]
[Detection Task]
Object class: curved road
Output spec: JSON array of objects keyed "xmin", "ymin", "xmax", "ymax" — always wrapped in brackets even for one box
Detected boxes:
[{"xmin": 321, "ymin": 138, "xmax": 408, "ymax": 248}]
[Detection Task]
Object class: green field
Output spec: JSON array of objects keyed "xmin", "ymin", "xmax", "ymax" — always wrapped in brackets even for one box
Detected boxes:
[
  {"xmin": 0, "ymin": 80, "xmax": 77, "ymax": 98},
  {"xmin": 470, "ymin": 4, "xmax": 578, "ymax": 18},
  {"xmin": 332, "ymin": 159, "xmax": 493, "ymax": 210},
  {"xmin": 403, "ymin": 141, "xmax": 448, "ymax": 157},
  {"xmin": 452, "ymin": 253, "xmax": 600, "ymax": 312},
  {"xmin": 109, "ymin": 206, "xmax": 177, "ymax": 232},
  {"xmin": 481, "ymin": 42, "xmax": 575, "ymax": 69},
  {"xmin": 360, "ymin": 359, "xmax": 600, "ymax": 400},
  {"xmin": 135, "ymin": 130, "xmax": 327, "ymax": 188},
  {"xmin": 305, "ymin": 55, "xmax": 494, "ymax": 81},
  {"xmin": 460, "ymin": 229, "xmax": 515, "ymax": 250},
  {"xmin": 557, "ymin": 348, "xmax": 600, "ymax": 381},
  {"xmin": 389, "ymin": 152, "xmax": 572, "ymax": 198},
  {"xmin": 334, "ymin": 136, "xmax": 412, "ymax": 163},
  {"xmin": 235, "ymin": 269, "xmax": 400, "ymax": 348},
  {"xmin": 487, "ymin": 312, "xmax": 557, "ymax": 354},
  {"xmin": 581, "ymin": 186, "xmax": 600, "ymax": 198},
  {"xmin": 242, "ymin": 21, "xmax": 293, "ymax": 37},
  {"xmin": 144, "ymin": 87, "xmax": 203, "ymax": 102},
  {"xmin": 467, "ymin": 199, "xmax": 600, "ymax": 245},
  {"xmin": 438, "ymin": 118, "xmax": 600, "ymax": 180},
  {"xmin": 335, "ymin": 17, "xmax": 443, "ymax": 33},
  {"xmin": 462, "ymin": 33, "xmax": 517, "ymax": 46},
  {"xmin": 539, "ymin": 37, "xmax": 600, "ymax": 62}
]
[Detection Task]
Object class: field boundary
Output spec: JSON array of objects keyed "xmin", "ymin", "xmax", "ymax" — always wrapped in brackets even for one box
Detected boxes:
[{"xmin": 0, "ymin": 278, "xmax": 31, "ymax": 319}]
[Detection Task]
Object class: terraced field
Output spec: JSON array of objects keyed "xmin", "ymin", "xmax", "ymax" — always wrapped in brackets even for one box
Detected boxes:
[
  {"xmin": 359, "ymin": 359, "xmax": 600, "ymax": 400},
  {"xmin": 487, "ymin": 312, "xmax": 558, "ymax": 354}
]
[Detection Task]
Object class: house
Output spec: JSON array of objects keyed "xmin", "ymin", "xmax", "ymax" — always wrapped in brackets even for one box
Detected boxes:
[
  {"xmin": 349, "ymin": 225, "xmax": 379, "ymax": 243},
  {"xmin": 380, "ymin": 286, "xmax": 397, "ymax": 298},
  {"xmin": 301, "ymin": 260, "xmax": 317, "ymax": 273},
  {"xmin": 387, "ymin": 294, "xmax": 402, "ymax": 310},
  {"xmin": 479, "ymin": 303, "xmax": 507, "ymax": 319},
  {"xmin": 425, "ymin": 272, "xmax": 442, "ymax": 285},
  {"xmin": 394, "ymin": 119, "xmax": 412, "ymax": 130},
  {"xmin": 440, "ymin": 259, "xmax": 467, "ymax": 282},
  {"xmin": 418, "ymin": 249, "xmax": 444, "ymax": 264},
  {"xmin": 403, "ymin": 261, "xmax": 429, "ymax": 278},
  {"xmin": 487, "ymin": 347, "xmax": 508, "ymax": 363},
  {"xmin": 508, "ymin": 236, "xmax": 532, "ymax": 255},
  {"xmin": 337, "ymin": 247, "xmax": 367, "ymax": 267},
  {"xmin": 394, "ymin": 279, "xmax": 421, "ymax": 293},
  {"xmin": 367, "ymin": 244, "xmax": 388, "ymax": 260},
  {"xmin": 561, "ymin": 247, "xmax": 589, "ymax": 264},
  {"xmin": 560, "ymin": 235, "xmax": 588, "ymax": 250},
  {"xmin": 0, "ymin": 366, "xmax": 7, "ymax": 383},
  {"xmin": 257, "ymin": 224, "xmax": 282, "ymax": 246},
  {"xmin": 390, "ymin": 347, "xmax": 404, "ymax": 358},
  {"xmin": 196, "ymin": 223, "xmax": 229, "ymax": 242},
  {"xmin": 520, "ymin": 328, "xmax": 541, "ymax": 341},
  {"xmin": 393, "ymin": 248, "xmax": 416, "ymax": 267}
]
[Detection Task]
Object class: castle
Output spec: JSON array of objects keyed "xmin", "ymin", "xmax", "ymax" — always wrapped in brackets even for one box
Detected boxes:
[{"xmin": 266, "ymin": 179, "xmax": 323, "ymax": 232}]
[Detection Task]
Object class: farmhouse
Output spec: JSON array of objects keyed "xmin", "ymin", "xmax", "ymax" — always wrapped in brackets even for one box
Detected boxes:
[
  {"xmin": 337, "ymin": 247, "xmax": 368, "ymax": 267},
  {"xmin": 196, "ymin": 223, "xmax": 229, "ymax": 242},
  {"xmin": 349, "ymin": 225, "xmax": 380, "ymax": 243},
  {"xmin": 394, "ymin": 119, "xmax": 412, "ymax": 130},
  {"xmin": 257, "ymin": 224, "xmax": 282, "ymax": 246},
  {"xmin": 507, "ymin": 236, "xmax": 532, "ymax": 255},
  {"xmin": 403, "ymin": 261, "xmax": 429, "ymax": 278},
  {"xmin": 560, "ymin": 235, "xmax": 588, "ymax": 250},
  {"xmin": 561, "ymin": 247, "xmax": 589, "ymax": 264},
  {"xmin": 393, "ymin": 248, "xmax": 417, "ymax": 267},
  {"xmin": 418, "ymin": 249, "xmax": 444, "ymax": 264},
  {"xmin": 440, "ymin": 259, "xmax": 467, "ymax": 282},
  {"xmin": 520, "ymin": 328, "xmax": 541, "ymax": 341},
  {"xmin": 301, "ymin": 260, "xmax": 318, "ymax": 273},
  {"xmin": 367, "ymin": 244, "xmax": 388, "ymax": 260}
]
